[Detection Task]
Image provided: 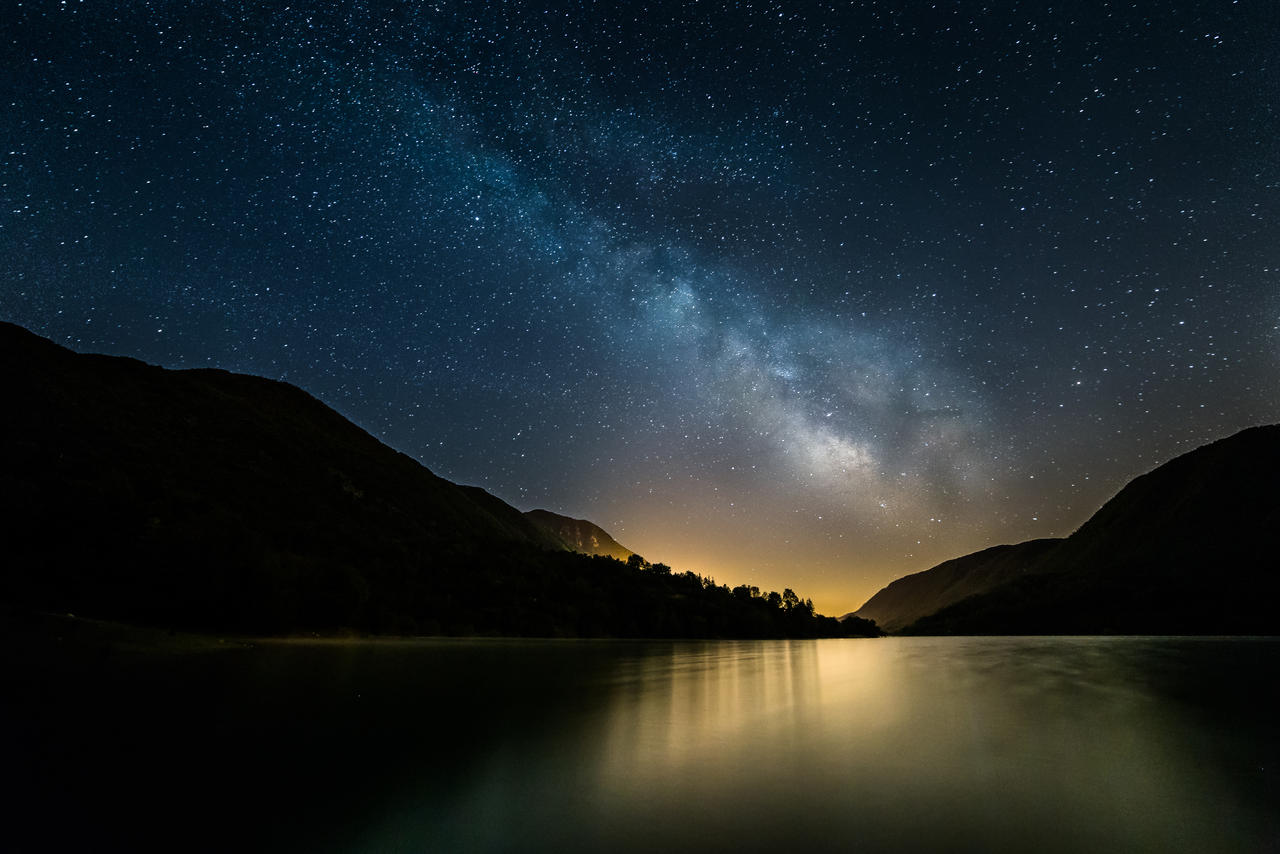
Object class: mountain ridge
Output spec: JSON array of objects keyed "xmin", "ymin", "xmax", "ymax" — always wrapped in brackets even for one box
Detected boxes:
[
  {"xmin": 0, "ymin": 321, "xmax": 877, "ymax": 639},
  {"xmin": 848, "ymin": 538, "xmax": 1061, "ymax": 633},
  {"xmin": 850, "ymin": 424, "xmax": 1280, "ymax": 635}
]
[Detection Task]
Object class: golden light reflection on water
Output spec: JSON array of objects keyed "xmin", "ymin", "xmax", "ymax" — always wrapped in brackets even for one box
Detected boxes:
[
  {"xmin": 593, "ymin": 640, "xmax": 905, "ymax": 785},
  {"xmin": 357, "ymin": 638, "xmax": 1277, "ymax": 854}
]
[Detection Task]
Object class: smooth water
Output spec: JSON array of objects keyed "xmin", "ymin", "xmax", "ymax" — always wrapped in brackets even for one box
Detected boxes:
[{"xmin": 6, "ymin": 635, "xmax": 1277, "ymax": 852}]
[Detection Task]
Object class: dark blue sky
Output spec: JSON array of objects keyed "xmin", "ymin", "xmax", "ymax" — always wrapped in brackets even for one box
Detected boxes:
[{"xmin": 5, "ymin": 1, "xmax": 1278, "ymax": 612}]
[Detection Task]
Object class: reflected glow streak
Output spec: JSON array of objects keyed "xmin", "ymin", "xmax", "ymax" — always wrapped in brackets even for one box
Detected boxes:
[{"xmin": 360, "ymin": 638, "xmax": 1271, "ymax": 853}]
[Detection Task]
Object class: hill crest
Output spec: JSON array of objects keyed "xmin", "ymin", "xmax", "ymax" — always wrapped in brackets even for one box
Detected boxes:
[{"xmin": 851, "ymin": 423, "xmax": 1280, "ymax": 635}]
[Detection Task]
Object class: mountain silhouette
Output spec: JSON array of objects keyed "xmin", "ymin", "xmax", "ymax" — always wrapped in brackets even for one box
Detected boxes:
[
  {"xmin": 0, "ymin": 322, "xmax": 877, "ymax": 638},
  {"xmin": 852, "ymin": 425, "xmax": 1280, "ymax": 634},
  {"xmin": 524, "ymin": 509, "xmax": 635, "ymax": 561},
  {"xmin": 848, "ymin": 539, "xmax": 1061, "ymax": 633}
]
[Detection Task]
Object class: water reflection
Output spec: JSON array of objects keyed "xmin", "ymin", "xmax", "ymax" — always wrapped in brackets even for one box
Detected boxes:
[
  {"xmin": 4, "ymin": 635, "xmax": 1276, "ymax": 852},
  {"xmin": 357, "ymin": 638, "xmax": 1277, "ymax": 853}
]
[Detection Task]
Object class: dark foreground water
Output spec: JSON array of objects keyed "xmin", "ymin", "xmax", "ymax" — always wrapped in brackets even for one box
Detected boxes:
[{"xmin": 4, "ymin": 631, "xmax": 1278, "ymax": 853}]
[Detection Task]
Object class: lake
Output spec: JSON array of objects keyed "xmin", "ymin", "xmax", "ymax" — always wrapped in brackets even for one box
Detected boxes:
[{"xmin": 5, "ymin": 632, "xmax": 1277, "ymax": 852}]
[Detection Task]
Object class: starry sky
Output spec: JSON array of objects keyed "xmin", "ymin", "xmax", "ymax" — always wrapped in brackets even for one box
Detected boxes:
[{"xmin": 4, "ymin": 1, "xmax": 1278, "ymax": 615}]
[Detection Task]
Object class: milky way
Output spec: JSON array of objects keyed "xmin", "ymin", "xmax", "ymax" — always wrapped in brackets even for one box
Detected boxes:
[{"xmin": 4, "ymin": 1, "xmax": 1278, "ymax": 612}]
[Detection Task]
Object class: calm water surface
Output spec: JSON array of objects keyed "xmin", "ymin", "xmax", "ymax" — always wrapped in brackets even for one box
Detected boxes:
[{"xmin": 6, "ymin": 635, "xmax": 1277, "ymax": 852}]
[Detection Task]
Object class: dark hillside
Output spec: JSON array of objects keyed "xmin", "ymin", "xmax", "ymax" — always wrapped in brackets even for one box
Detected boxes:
[
  {"xmin": 0, "ymin": 322, "xmax": 559, "ymax": 632},
  {"xmin": 848, "ymin": 538, "xmax": 1061, "ymax": 632},
  {"xmin": 0, "ymin": 322, "xmax": 876, "ymax": 638},
  {"xmin": 899, "ymin": 425, "xmax": 1280, "ymax": 634}
]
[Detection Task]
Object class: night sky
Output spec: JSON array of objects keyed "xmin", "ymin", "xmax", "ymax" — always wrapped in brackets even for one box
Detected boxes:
[{"xmin": 4, "ymin": 1, "xmax": 1278, "ymax": 615}]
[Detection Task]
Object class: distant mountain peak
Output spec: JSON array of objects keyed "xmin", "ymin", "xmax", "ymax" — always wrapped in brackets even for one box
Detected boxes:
[{"xmin": 523, "ymin": 509, "xmax": 634, "ymax": 561}]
